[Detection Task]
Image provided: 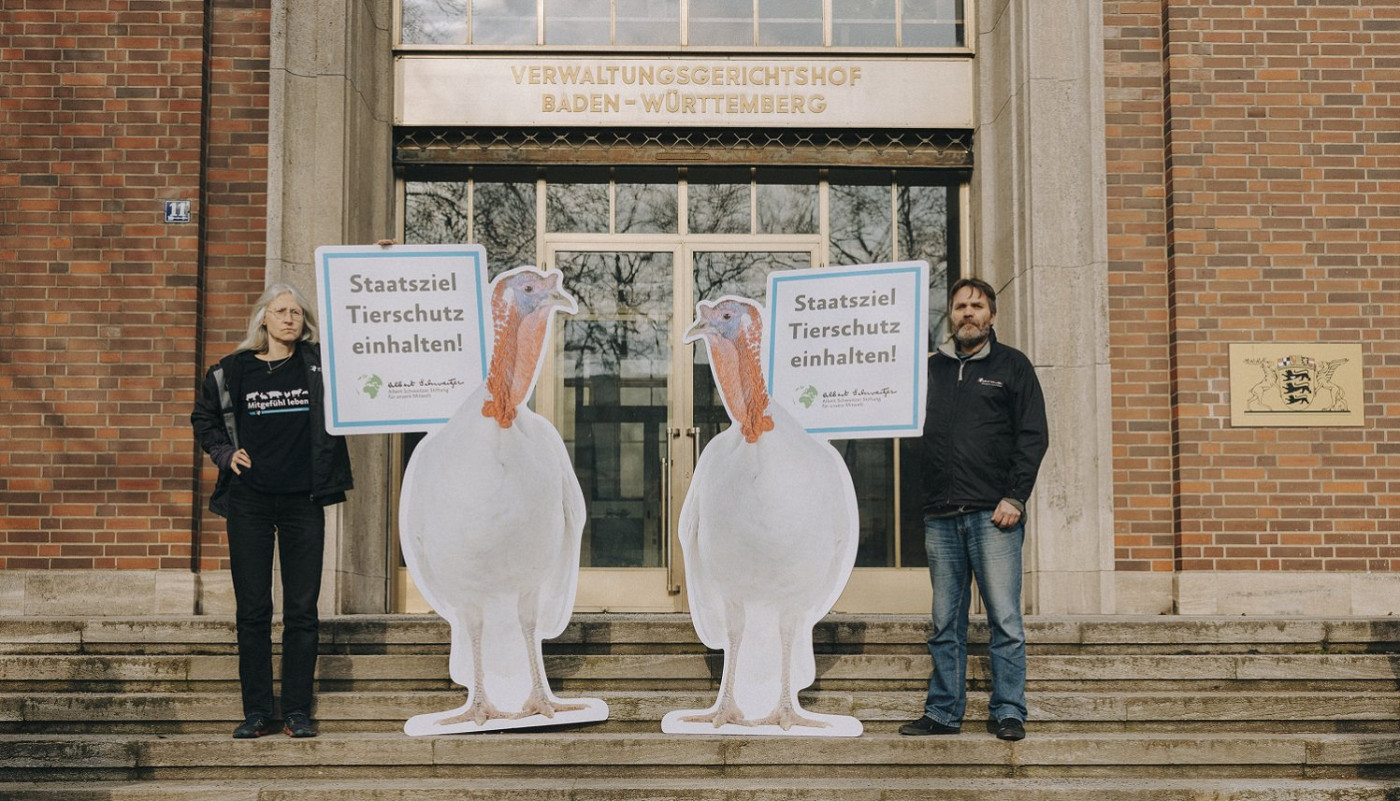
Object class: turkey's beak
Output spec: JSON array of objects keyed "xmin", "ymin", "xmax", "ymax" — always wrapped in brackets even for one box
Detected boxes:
[
  {"xmin": 683, "ymin": 316, "xmax": 711, "ymax": 344},
  {"xmin": 547, "ymin": 286, "xmax": 578, "ymax": 315}
]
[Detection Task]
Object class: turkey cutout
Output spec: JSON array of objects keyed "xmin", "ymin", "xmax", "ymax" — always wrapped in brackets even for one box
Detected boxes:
[
  {"xmin": 663, "ymin": 296, "xmax": 863, "ymax": 738},
  {"xmin": 398, "ymin": 266, "xmax": 608, "ymax": 735}
]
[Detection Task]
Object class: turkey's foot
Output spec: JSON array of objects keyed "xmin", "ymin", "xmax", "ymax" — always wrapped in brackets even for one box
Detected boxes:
[
  {"xmin": 682, "ymin": 699, "xmax": 751, "ymax": 728},
  {"xmin": 750, "ymin": 699, "xmax": 831, "ymax": 731},
  {"xmin": 513, "ymin": 688, "xmax": 587, "ymax": 720},
  {"xmin": 436, "ymin": 693, "xmax": 510, "ymax": 727}
]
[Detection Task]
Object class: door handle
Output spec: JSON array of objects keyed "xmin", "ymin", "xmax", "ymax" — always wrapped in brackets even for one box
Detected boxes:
[
  {"xmin": 685, "ymin": 427, "xmax": 700, "ymax": 471},
  {"xmin": 664, "ymin": 427, "xmax": 682, "ymax": 594}
]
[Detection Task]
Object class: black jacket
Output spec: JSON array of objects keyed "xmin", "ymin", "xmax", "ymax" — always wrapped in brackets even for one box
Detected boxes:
[
  {"xmin": 191, "ymin": 341, "xmax": 353, "ymax": 517},
  {"xmin": 920, "ymin": 330, "xmax": 1048, "ymax": 514}
]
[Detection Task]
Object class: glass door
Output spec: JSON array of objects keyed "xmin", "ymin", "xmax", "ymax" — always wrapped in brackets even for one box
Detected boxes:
[
  {"xmin": 543, "ymin": 246, "xmax": 681, "ymax": 611},
  {"xmin": 541, "ymin": 243, "xmax": 820, "ymax": 612}
]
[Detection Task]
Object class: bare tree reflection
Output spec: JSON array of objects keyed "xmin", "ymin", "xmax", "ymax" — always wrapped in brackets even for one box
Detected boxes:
[
  {"xmin": 897, "ymin": 184, "xmax": 950, "ymax": 339},
  {"xmin": 689, "ymin": 182, "xmax": 750, "ymax": 234},
  {"xmin": 404, "ymin": 180, "xmax": 538, "ymax": 274},
  {"xmin": 557, "ymin": 252, "xmax": 671, "ymax": 376},
  {"xmin": 548, "ymin": 183, "xmax": 609, "ymax": 233},
  {"xmin": 757, "ymin": 184, "xmax": 818, "ymax": 234},
  {"xmin": 404, "ymin": 182, "xmax": 471, "ymax": 244},
  {"xmin": 402, "ymin": 0, "xmax": 467, "ymax": 44},
  {"xmin": 616, "ymin": 183, "xmax": 678, "ymax": 234},
  {"xmin": 474, "ymin": 182, "xmax": 536, "ymax": 269},
  {"xmin": 829, "ymin": 183, "xmax": 892, "ymax": 265}
]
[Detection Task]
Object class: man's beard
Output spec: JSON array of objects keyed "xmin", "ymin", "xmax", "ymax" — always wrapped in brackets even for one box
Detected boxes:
[{"xmin": 954, "ymin": 322, "xmax": 990, "ymax": 350}]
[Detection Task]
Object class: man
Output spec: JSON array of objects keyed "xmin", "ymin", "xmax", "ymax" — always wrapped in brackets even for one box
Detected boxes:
[{"xmin": 901, "ymin": 277, "xmax": 1049, "ymax": 742}]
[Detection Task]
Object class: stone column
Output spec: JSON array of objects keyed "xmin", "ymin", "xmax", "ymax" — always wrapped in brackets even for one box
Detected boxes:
[
  {"xmin": 974, "ymin": 0, "xmax": 1116, "ymax": 613},
  {"xmin": 265, "ymin": 0, "xmax": 395, "ymax": 613}
]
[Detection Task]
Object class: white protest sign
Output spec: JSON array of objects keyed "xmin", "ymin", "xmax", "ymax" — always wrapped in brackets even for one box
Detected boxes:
[
  {"xmin": 765, "ymin": 261, "xmax": 929, "ymax": 439},
  {"xmin": 316, "ymin": 244, "xmax": 490, "ymax": 435}
]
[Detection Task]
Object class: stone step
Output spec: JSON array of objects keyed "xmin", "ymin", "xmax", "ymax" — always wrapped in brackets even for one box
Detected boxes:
[
  {"xmin": 4, "ymin": 731, "xmax": 1397, "ymax": 782},
  {"xmin": 3, "ymin": 777, "xmax": 1399, "ymax": 800},
  {"xmin": 4, "ymin": 689, "xmax": 1398, "ymax": 733},
  {"xmin": 3, "ymin": 652, "xmax": 1395, "ymax": 693},
  {"xmin": 4, "ymin": 615, "xmax": 1397, "ymax": 656}
]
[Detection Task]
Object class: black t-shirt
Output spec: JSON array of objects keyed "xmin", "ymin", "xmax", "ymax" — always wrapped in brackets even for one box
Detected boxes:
[{"xmin": 236, "ymin": 349, "xmax": 313, "ymax": 495}]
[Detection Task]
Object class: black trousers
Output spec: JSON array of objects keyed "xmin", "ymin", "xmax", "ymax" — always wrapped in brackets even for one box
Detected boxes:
[{"xmin": 226, "ymin": 479, "xmax": 325, "ymax": 719}]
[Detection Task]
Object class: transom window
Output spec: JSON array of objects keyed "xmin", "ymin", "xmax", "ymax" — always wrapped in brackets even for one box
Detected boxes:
[{"xmin": 400, "ymin": 0, "xmax": 967, "ymax": 48}]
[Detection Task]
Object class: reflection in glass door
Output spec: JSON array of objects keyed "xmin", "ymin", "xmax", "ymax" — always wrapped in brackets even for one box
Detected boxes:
[
  {"xmin": 553, "ymin": 250, "xmax": 674, "ymax": 571},
  {"xmin": 545, "ymin": 246, "xmax": 685, "ymax": 610}
]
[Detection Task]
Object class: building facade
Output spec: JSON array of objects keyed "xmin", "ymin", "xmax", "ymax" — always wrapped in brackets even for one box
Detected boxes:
[{"xmin": 2, "ymin": 0, "xmax": 1395, "ymax": 618}]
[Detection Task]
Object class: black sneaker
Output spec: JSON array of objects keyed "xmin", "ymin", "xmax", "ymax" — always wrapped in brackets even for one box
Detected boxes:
[
  {"xmin": 898, "ymin": 715, "xmax": 960, "ymax": 736},
  {"xmin": 283, "ymin": 711, "xmax": 318, "ymax": 738},
  {"xmin": 994, "ymin": 718, "xmax": 1026, "ymax": 741},
  {"xmin": 232, "ymin": 715, "xmax": 272, "ymax": 739}
]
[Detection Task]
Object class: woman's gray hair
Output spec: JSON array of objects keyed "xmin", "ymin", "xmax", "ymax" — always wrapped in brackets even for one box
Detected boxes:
[{"xmin": 233, "ymin": 283, "xmax": 319, "ymax": 354}]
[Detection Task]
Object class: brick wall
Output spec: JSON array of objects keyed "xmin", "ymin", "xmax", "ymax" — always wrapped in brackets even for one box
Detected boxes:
[
  {"xmin": 1104, "ymin": 1, "xmax": 1177, "ymax": 573},
  {"xmin": 0, "ymin": 1, "xmax": 270, "ymax": 573},
  {"xmin": 1106, "ymin": 1, "xmax": 1400, "ymax": 573},
  {"xmin": 195, "ymin": 0, "xmax": 272, "ymax": 570}
]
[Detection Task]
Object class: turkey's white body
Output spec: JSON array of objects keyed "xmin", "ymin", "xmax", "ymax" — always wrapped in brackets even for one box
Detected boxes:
[
  {"xmin": 398, "ymin": 383, "xmax": 605, "ymax": 734},
  {"xmin": 665, "ymin": 401, "xmax": 862, "ymax": 736}
]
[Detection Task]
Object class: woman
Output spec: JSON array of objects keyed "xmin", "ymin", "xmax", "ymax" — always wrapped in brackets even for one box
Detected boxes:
[{"xmin": 191, "ymin": 283, "xmax": 353, "ymax": 739}]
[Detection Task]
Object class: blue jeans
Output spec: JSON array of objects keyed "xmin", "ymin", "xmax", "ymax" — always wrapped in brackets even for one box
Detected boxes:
[{"xmin": 922, "ymin": 509, "xmax": 1027, "ymax": 726}]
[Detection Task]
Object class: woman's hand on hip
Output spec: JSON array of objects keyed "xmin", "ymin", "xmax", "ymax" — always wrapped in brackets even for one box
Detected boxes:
[{"xmin": 230, "ymin": 449, "xmax": 252, "ymax": 475}]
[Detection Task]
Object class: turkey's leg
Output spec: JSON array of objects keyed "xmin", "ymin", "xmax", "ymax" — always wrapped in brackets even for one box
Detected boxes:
[
  {"xmin": 513, "ymin": 589, "xmax": 586, "ymax": 719},
  {"xmin": 438, "ymin": 606, "xmax": 510, "ymax": 726},
  {"xmin": 683, "ymin": 600, "xmax": 750, "ymax": 727},
  {"xmin": 750, "ymin": 611, "xmax": 829, "ymax": 730}
]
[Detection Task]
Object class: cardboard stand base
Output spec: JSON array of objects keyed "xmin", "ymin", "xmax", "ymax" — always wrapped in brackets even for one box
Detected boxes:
[
  {"xmin": 406, "ymin": 696, "xmax": 609, "ymax": 736},
  {"xmin": 661, "ymin": 708, "xmax": 863, "ymax": 738}
]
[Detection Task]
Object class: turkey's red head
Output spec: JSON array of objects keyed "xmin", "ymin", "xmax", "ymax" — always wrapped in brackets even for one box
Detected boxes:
[
  {"xmin": 482, "ymin": 267, "xmax": 578, "ymax": 428},
  {"xmin": 686, "ymin": 297, "xmax": 774, "ymax": 443}
]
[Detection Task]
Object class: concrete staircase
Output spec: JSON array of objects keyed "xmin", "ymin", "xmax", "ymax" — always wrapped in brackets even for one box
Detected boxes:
[{"xmin": 1, "ymin": 614, "xmax": 1397, "ymax": 799}]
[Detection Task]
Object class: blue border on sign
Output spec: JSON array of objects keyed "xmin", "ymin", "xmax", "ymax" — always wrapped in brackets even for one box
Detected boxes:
[
  {"xmin": 319, "ymin": 248, "xmax": 490, "ymax": 429},
  {"xmin": 767, "ymin": 264, "xmax": 926, "ymax": 437}
]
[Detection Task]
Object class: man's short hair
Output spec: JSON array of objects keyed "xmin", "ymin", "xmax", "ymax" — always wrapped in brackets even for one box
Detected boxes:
[{"xmin": 949, "ymin": 277, "xmax": 997, "ymax": 316}]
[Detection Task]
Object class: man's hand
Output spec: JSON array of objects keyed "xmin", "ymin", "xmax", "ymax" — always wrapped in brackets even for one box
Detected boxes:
[{"xmin": 991, "ymin": 499, "xmax": 1022, "ymax": 529}]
